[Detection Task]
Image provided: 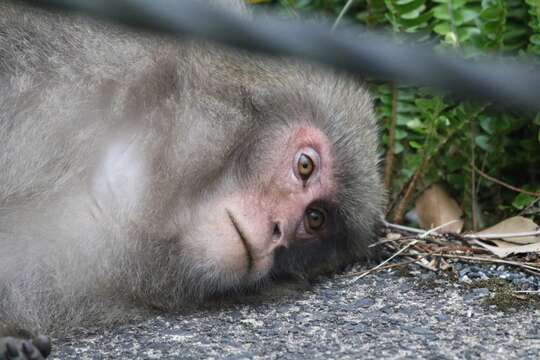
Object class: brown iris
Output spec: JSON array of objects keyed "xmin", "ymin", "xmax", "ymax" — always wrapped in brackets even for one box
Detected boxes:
[
  {"xmin": 298, "ymin": 153, "xmax": 314, "ymax": 180},
  {"xmin": 304, "ymin": 208, "xmax": 326, "ymax": 232}
]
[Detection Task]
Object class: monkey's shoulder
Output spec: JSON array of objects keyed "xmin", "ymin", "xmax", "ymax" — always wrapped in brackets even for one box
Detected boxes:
[{"xmin": 0, "ymin": 4, "xmax": 147, "ymax": 76}]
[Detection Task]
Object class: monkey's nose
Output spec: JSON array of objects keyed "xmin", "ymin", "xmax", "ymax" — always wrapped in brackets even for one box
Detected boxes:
[{"xmin": 271, "ymin": 221, "xmax": 288, "ymax": 248}]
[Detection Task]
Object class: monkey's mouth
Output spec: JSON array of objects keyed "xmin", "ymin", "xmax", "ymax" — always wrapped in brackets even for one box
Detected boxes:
[{"xmin": 226, "ymin": 209, "xmax": 254, "ymax": 272}]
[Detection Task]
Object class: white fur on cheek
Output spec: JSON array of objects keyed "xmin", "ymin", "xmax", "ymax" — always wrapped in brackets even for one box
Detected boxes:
[{"xmin": 92, "ymin": 135, "xmax": 148, "ymax": 210}]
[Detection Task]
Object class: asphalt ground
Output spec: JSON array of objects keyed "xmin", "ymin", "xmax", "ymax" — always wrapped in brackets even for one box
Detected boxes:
[{"xmin": 51, "ymin": 263, "xmax": 540, "ymax": 360}]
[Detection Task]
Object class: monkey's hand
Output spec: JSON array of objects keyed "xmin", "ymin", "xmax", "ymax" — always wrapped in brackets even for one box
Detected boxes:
[{"xmin": 0, "ymin": 336, "xmax": 51, "ymax": 360}]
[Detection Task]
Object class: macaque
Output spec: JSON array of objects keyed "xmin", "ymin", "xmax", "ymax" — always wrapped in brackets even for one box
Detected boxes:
[{"xmin": 0, "ymin": 0, "xmax": 385, "ymax": 358}]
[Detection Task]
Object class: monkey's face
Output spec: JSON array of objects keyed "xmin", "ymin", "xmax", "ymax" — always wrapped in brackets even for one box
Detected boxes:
[{"xmin": 178, "ymin": 125, "xmax": 338, "ymax": 291}]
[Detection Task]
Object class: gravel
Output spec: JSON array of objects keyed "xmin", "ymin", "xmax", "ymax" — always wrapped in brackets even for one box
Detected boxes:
[
  {"xmin": 455, "ymin": 263, "xmax": 540, "ymax": 290},
  {"xmin": 51, "ymin": 263, "xmax": 540, "ymax": 359}
]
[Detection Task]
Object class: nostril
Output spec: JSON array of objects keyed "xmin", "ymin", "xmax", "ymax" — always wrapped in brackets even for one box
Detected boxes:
[{"xmin": 272, "ymin": 222, "xmax": 282, "ymax": 241}]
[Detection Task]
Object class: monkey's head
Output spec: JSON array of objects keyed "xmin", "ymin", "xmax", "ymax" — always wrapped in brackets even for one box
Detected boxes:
[
  {"xmin": 94, "ymin": 54, "xmax": 385, "ymax": 304},
  {"xmin": 144, "ymin": 62, "xmax": 387, "ymax": 300}
]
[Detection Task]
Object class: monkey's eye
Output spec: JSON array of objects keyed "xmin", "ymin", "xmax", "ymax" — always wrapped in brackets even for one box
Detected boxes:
[
  {"xmin": 297, "ymin": 153, "xmax": 315, "ymax": 180},
  {"xmin": 304, "ymin": 208, "xmax": 326, "ymax": 232}
]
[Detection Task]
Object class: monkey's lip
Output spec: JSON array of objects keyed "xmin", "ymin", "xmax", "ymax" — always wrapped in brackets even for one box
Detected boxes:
[{"xmin": 226, "ymin": 209, "xmax": 254, "ymax": 272}]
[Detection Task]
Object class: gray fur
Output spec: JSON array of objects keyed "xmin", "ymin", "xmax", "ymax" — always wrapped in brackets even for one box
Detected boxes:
[{"xmin": 0, "ymin": 1, "xmax": 385, "ymax": 338}]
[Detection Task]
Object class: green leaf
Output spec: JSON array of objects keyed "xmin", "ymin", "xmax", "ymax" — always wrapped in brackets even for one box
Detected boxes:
[
  {"xmin": 445, "ymin": 156, "xmax": 465, "ymax": 171},
  {"xmin": 475, "ymin": 135, "xmax": 493, "ymax": 151},
  {"xmin": 458, "ymin": 26, "xmax": 481, "ymax": 42},
  {"xmin": 461, "ymin": 8, "xmax": 480, "ymax": 23},
  {"xmin": 399, "ymin": 11, "xmax": 432, "ymax": 29},
  {"xmin": 530, "ymin": 34, "xmax": 540, "ymax": 45},
  {"xmin": 512, "ymin": 193, "xmax": 536, "ymax": 210},
  {"xmin": 437, "ymin": 115, "xmax": 451, "ymax": 126},
  {"xmin": 433, "ymin": 4, "xmax": 450, "ymax": 20},
  {"xmin": 394, "ymin": 142, "xmax": 405, "ymax": 154},
  {"xmin": 397, "ymin": 102, "xmax": 419, "ymax": 113},
  {"xmin": 434, "ymin": 22, "xmax": 451, "ymax": 35},
  {"xmin": 395, "ymin": 128, "xmax": 408, "ymax": 140},
  {"xmin": 394, "ymin": 0, "xmax": 425, "ymax": 14},
  {"xmin": 406, "ymin": 118, "xmax": 424, "ymax": 130},
  {"xmin": 409, "ymin": 140, "xmax": 423, "ymax": 149},
  {"xmin": 480, "ymin": 6, "xmax": 504, "ymax": 21},
  {"xmin": 397, "ymin": 114, "xmax": 417, "ymax": 125},
  {"xmin": 479, "ymin": 115, "xmax": 495, "ymax": 134}
]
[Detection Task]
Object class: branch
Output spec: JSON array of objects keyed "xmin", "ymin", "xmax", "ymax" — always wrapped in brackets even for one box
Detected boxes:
[
  {"xmin": 402, "ymin": 253, "xmax": 540, "ymax": 273},
  {"xmin": 471, "ymin": 163, "xmax": 540, "ymax": 197}
]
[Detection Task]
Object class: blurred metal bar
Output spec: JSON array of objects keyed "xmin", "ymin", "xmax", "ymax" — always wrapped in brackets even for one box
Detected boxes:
[{"xmin": 19, "ymin": 0, "xmax": 540, "ymax": 112}]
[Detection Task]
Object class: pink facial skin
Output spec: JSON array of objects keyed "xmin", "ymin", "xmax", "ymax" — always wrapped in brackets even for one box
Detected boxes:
[{"xmin": 182, "ymin": 125, "xmax": 337, "ymax": 286}]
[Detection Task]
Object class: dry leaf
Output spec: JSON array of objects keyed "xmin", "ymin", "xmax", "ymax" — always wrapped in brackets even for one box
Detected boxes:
[
  {"xmin": 386, "ymin": 233, "xmax": 402, "ymax": 241},
  {"xmin": 414, "ymin": 256, "xmax": 438, "ymax": 271},
  {"xmin": 473, "ymin": 239, "xmax": 540, "ymax": 258},
  {"xmin": 474, "ymin": 216, "xmax": 540, "ymax": 244},
  {"xmin": 415, "ymin": 184, "xmax": 463, "ymax": 233},
  {"xmin": 439, "ymin": 258, "xmax": 451, "ymax": 271}
]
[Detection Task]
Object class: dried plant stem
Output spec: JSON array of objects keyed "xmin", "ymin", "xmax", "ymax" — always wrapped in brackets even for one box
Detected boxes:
[
  {"xmin": 392, "ymin": 108, "xmax": 482, "ymax": 224},
  {"xmin": 464, "ymin": 229, "xmax": 540, "ymax": 240},
  {"xmin": 352, "ymin": 240, "xmax": 419, "ymax": 280},
  {"xmin": 340, "ymin": 258, "xmax": 422, "ymax": 278},
  {"xmin": 384, "ymin": 220, "xmax": 540, "ymax": 241},
  {"xmin": 331, "ymin": 0, "xmax": 355, "ymax": 32},
  {"xmin": 419, "ymin": 219, "xmax": 462, "ymax": 238},
  {"xmin": 392, "ymin": 158, "xmax": 429, "ymax": 224},
  {"xmin": 383, "ymin": 220, "xmax": 425, "ymax": 234},
  {"xmin": 403, "ymin": 253, "xmax": 540, "ymax": 273},
  {"xmin": 471, "ymin": 163, "xmax": 540, "ymax": 197}
]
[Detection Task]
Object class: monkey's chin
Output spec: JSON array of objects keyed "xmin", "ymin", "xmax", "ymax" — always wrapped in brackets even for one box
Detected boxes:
[
  {"xmin": 214, "ymin": 255, "xmax": 274, "ymax": 291},
  {"xmin": 244, "ymin": 255, "xmax": 274, "ymax": 283}
]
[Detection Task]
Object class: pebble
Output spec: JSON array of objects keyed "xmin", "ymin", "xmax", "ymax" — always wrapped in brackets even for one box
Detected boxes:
[
  {"xmin": 455, "ymin": 264, "xmax": 539, "ymax": 291},
  {"xmin": 355, "ymin": 297, "xmax": 375, "ymax": 308},
  {"xmin": 436, "ymin": 314, "xmax": 449, "ymax": 321}
]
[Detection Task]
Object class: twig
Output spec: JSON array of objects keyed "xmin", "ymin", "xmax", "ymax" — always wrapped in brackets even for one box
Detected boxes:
[
  {"xmin": 392, "ymin": 108, "xmax": 484, "ymax": 224},
  {"xmin": 392, "ymin": 157, "xmax": 428, "ymax": 224},
  {"xmin": 419, "ymin": 219, "xmax": 462, "ymax": 238},
  {"xmin": 383, "ymin": 219, "xmax": 461, "ymax": 238},
  {"xmin": 463, "ymin": 229, "xmax": 540, "ymax": 240},
  {"xmin": 519, "ymin": 197, "xmax": 540, "ymax": 216},
  {"xmin": 331, "ymin": 0, "xmax": 355, "ymax": 32},
  {"xmin": 514, "ymin": 290, "xmax": 540, "ymax": 294},
  {"xmin": 352, "ymin": 239, "xmax": 419, "ymax": 280},
  {"xmin": 522, "ymin": 268, "xmax": 540, "ymax": 276},
  {"xmin": 400, "ymin": 253, "xmax": 540, "ymax": 273},
  {"xmin": 384, "ymin": 219, "xmax": 540, "ymax": 241},
  {"xmin": 383, "ymin": 220, "xmax": 425, "ymax": 234},
  {"xmin": 406, "ymin": 255, "xmax": 438, "ymax": 271},
  {"xmin": 368, "ymin": 237, "xmax": 402, "ymax": 247},
  {"xmin": 427, "ymin": 244, "xmax": 489, "ymax": 254},
  {"xmin": 340, "ymin": 258, "xmax": 422, "ymax": 278},
  {"xmin": 471, "ymin": 163, "xmax": 540, "ymax": 197}
]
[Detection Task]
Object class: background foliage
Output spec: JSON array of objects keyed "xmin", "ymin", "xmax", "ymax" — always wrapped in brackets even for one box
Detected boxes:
[{"xmin": 252, "ymin": 0, "xmax": 540, "ymax": 229}]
